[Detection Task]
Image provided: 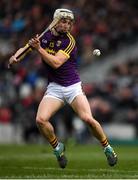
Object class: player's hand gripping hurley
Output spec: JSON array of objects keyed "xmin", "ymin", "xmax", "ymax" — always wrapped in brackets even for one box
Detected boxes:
[{"xmin": 8, "ymin": 18, "xmax": 59, "ymax": 68}]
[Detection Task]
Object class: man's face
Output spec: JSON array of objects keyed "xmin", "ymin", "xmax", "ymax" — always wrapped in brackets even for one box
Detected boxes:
[{"xmin": 55, "ymin": 18, "xmax": 73, "ymax": 33}]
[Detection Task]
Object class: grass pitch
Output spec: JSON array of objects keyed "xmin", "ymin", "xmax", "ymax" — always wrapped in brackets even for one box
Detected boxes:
[{"xmin": 0, "ymin": 143, "xmax": 138, "ymax": 179}]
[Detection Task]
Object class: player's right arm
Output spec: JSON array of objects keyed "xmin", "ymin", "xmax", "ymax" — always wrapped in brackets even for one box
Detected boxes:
[
  {"xmin": 28, "ymin": 35, "xmax": 69, "ymax": 69},
  {"xmin": 29, "ymin": 33, "xmax": 75, "ymax": 69}
]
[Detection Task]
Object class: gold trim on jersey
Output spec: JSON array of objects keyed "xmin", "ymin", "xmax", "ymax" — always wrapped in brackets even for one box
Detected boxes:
[
  {"xmin": 58, "ymin": 50, "xmax": 70, "ymax": 58},
  {"xmin": 64, "ymin": 33, "xmax": 75, "ymax": 55}
]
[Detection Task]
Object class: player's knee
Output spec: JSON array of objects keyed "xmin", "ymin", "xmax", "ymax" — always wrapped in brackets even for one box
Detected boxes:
[
  {"xmin": 81, "ymin": 113, "xmax": 92, "ymax": 124},
  {"xmin": 81, "ymin": 114, "xmax": 97, "ymax": 127},
  {"xmin": 36, "ymin": 115, "xmax": 47, "ymax": 127}
]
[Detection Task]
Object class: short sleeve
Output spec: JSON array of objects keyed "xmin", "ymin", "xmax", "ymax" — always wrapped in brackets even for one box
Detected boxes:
[{"xmin": 59, "ymin": 33, "xmax": 76, "ymax": 58}]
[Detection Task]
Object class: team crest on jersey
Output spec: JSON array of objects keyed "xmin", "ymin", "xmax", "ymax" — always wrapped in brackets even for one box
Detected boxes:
[
  {"xmin": 49, "ymin": 42, "xmax": 54, "ymax": 47},
  {"xmin": 56, "ymin": 40, "xmax": 62, "ymax": 47}
]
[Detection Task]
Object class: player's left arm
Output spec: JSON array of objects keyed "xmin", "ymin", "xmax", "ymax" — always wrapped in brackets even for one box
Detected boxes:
[{"xmin": 29, "ymin": 33, "xmax": 75, "ymax": 69}]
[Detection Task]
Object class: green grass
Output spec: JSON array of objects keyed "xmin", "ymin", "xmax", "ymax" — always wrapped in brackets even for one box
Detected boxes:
[{"xmin": 0, "ymin": 143, "xmax": 138, "ymax": 179}]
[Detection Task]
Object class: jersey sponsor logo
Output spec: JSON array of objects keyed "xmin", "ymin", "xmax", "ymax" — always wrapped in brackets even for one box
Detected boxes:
[{"xmin": 45, "ymin": 48, "xmax": 56, "ymax": 55}]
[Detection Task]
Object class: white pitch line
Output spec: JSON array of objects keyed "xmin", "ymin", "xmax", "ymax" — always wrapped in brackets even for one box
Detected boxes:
[{"xmin": 3, "ymin": 166, "xmax": 138, "ymax": 174}]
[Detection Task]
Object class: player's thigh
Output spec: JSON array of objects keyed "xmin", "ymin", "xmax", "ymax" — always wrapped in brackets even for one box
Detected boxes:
[
  {"xmin": 71, "ymin": 94, "xmax": 92, "ymax": 119},
  {"xmin": 36, "ymin": 97, "xmax": 64, "ymax": 121}
]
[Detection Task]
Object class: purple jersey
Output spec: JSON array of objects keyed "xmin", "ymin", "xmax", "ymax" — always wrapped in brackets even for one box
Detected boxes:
[{"xmin": 40, "ymin": 30, "xmax": 80, "ymax": 87}]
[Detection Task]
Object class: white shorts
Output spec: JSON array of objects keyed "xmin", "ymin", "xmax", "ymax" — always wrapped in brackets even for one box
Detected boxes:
[{"xmin": 44, "ymin": 82, "xmax": 83, "ymax": 104}]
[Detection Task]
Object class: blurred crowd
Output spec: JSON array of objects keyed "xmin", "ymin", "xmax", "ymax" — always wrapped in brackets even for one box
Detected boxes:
[
  {"xmin": 0, "ymin": 0, "xmax": 138, "ymax": 65},
  {"xmin": 85, "ymin": 57, "xmax": 138, "ymax": 136},
  {"xmin": 0, "ymin": 0, "xmax": 138, "ymax": 143}
]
